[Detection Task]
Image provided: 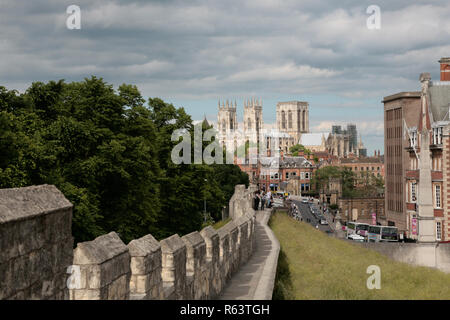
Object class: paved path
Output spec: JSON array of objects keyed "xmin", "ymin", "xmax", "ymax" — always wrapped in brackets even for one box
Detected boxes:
[{"xmin": 219, "ymin": 208, "xmax": 280, "ymax": 300}]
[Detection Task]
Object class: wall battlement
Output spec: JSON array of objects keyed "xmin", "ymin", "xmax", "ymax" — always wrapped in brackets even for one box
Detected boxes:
[{"xmin": 0, "ymin": 184, "xmax": 256, "ymax": 300}]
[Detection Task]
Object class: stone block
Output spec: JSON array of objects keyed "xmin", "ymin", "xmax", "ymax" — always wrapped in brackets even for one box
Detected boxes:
[
  {"xmin": 181, "ymin": 231, "xmax": 206, "ymax": 275},
  {"xmin": 73, "ymin": 232, "xmax": 128, "ymax": 265},
  {"xmin": 128, "ymin": 234, "xmax": 161, "ymax": 274},
  {"xmin": 107, "ymin": 273, "xmax": 130, "ymax": 300}
]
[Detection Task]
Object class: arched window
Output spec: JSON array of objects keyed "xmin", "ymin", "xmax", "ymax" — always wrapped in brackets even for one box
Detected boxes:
[
  {"xmin": 222, "ymin": 120, "xmax": 226, "ymax": 133},
  {"xmin": 247, "ymin": 118, "xmax": 252, "ymax": 130},
  {"xmin": 302, "ymin": 110, "xmax": 306, "ymax": 131},
  {"xmin": 256, "ymin": 117, "xmax": 260, "ymax": 131},
  {"xmin": 281, "ymin": 111, "xmax": 286, "ymax": 129},
  {"xmin": 297, "ymin": 110, "xmax": 301, "ymax": 130},
  {"xmin": 288, "ymin": 111, "xmax": 292, "ymax": 129},
  {"xmin": 229, "ymin": 115, "xmax": 234, "ymax": 130}
]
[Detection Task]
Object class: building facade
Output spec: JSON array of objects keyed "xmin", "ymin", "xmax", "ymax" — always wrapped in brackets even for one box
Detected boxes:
[
  {"xmin": 383, "ymin": 58, "xmax": 450, "ymax": 242},
  {"xmin": 383, "ymin": 91, "xmax": 421, "ymax": 236},
  {"xmin": 276, "ymin": 101, "xmax": 309, "ymax": 142},
  {"xmin": 338, "ymin": 197, "xmax": 386, "ymax": 225}
]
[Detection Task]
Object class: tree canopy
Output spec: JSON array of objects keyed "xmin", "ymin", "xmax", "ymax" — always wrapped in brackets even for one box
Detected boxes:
[
  {"xmin": 289, "ymin": 144, "xmax": 311, "ymax": 156},
  {"xmin": 0, "ymin": 78, "xmax": 248, "ymax": 244},
  {"xmin": 311, "ymin": 165, "xmax": 384, "ymax": 198}
]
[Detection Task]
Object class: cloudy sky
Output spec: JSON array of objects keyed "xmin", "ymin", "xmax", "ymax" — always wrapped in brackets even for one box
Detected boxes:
[{"xmin": 2, "ymin": 0, "xmax": 450, "ymax": 153}]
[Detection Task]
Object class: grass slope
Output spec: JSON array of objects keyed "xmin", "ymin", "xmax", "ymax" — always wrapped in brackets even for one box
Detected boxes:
[{"xmin": 270, "ymin": 211, "xmax": 450, "ymax": 299}]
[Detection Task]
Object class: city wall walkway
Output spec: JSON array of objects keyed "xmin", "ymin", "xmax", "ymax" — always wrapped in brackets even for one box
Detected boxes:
[{"xmin": 219, "ymin": 208, "xmax": 280, "ymax": 300}]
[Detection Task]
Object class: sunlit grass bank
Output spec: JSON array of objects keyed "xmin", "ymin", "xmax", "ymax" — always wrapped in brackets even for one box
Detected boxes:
[{"xmin": 270, "ymin": 211, "xmax": 450, "ymax": 299}]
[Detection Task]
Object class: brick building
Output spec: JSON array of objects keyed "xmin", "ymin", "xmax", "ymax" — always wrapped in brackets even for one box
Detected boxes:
[
  {"xmin": 383, "ymin": 58, "xmax": 450, "ymax": 242},
  {"xmin": 338, "ymin": 197, "xmax": 386, "ymax": 225},
  {"xmin": 336, "ymin": 156, "xmax": 385, "ymax": 184},
  {"xmin": 258, "ymin": 155, "xmax": 315, "ymax": 193}
]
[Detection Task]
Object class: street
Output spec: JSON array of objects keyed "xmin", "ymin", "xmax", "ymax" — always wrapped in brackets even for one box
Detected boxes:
[{"xmin": 291, "ymin": 199, "xmax": 334, "ymax": 234}]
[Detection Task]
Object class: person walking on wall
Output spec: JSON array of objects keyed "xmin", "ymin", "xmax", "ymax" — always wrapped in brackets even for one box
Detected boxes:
[
  {"xmin": 254, "ymin": 193, "xmax": 260, "ymax": 211},
  {"xmin": 260, "ymin": 191, "xmax": 265, "ymax": 210}
]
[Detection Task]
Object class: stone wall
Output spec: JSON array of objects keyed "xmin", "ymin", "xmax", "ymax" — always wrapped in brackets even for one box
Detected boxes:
[
  {"xmin": 0, "ymin": 185, "xmax": 73, "ymax": 300},
  {"xmin": 353, "ymin": 241, "xmax": 450, "ymax": 273},
  {"xmin": 68, "ymin": 184, "xmax": 256, "ymax": 300},
  {"xmin": 0, "ymin": 183, "xmax": 257, "ymax": 300},
  {"xmin": 70, "ymin": 232, "xmax": 131, "ymax": 300}
]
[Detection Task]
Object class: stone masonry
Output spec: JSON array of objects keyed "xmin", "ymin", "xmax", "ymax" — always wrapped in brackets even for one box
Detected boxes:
[
  {"xmin": 0, "ymin": 184, "xmax": 257, "ymax": 300},
  {"xmin": 0, "ymin": 185, "xmax": 73, "ymax": 300}
]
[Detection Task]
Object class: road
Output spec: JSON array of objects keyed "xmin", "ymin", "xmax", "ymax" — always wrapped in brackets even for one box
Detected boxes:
[{"xmin": 291, "ymin": 199, "xmax": 334, "ymax": 234}]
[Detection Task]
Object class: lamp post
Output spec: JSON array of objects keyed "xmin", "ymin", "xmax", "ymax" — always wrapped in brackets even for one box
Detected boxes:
[{"xmin": 204, "ymin": 178, "xmax": 207, "ymax": 223}]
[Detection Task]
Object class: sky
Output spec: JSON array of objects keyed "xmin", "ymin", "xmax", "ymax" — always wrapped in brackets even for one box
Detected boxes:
[{"xmin": 1, "ymin": 1, "xmax": 450, "ymax": 154}]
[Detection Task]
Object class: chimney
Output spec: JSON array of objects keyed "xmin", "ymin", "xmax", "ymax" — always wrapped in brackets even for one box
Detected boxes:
[{"xmin": 439, "ymin": 58, "xmax": 450, "ymax": 81}]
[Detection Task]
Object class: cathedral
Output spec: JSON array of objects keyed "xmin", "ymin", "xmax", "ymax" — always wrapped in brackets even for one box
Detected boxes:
[{"xmin": 217, "ymin": 98, "xmax": 310, "ymax": 156}]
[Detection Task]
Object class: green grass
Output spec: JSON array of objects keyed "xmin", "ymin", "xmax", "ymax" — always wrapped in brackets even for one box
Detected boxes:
[
  {"xmin": 212, "ymin": 217, "xmax": 231, "ymax": 230},
  {"xmin": 270, "ymin": 211, "xmax": 450, "ymax": 299}
]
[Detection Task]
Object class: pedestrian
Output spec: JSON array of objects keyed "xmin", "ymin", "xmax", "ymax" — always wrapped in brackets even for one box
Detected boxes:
[{"xmin": 254, "ymin": 193, "xmax": 260, "ymax": 211}]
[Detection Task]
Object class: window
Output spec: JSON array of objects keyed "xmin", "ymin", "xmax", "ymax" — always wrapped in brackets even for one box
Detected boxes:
[
  {"xmin": 436, "ymin": 221, "xmax": 442, "ymax": 241},
  {"xmin": 305, "ymin": 172, "xmax": 310, "ymax": 179},
  {"xmin": 411, "ymin": 182, "xmax": 417, "ymax": 202},
  {"xmin": 288, "ymin": 111, "xmax": 292, "ymax": 129},
  {"xmin": 300, "ymin": 172, "xmax": 305, "ymax": 179},
  {"xmin": 274, "ymin": 173, "xmax": 279, "ymax": 179},
  {"xmin": 286, "ymin": 172, "xmax": 289, "ymax": 179},
  {"xmin": 432, "ymin": 127, "xmax": 443, "ymax": 145},
  {"xmin": 409, "ymin": 130, "xmax": 417, "ymax": 148},
  {"xmin": 435, "ymin": 184, "xmax": 441, "ymax": 208},
  {"xmin": 281, "ymin": 111, "xmax": 286, "ymax": 129}
]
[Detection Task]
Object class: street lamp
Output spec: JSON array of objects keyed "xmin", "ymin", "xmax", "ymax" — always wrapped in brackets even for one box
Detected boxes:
[{"xmin": 204, "ymin": 178, "xmax": 207, "ymax": 223}]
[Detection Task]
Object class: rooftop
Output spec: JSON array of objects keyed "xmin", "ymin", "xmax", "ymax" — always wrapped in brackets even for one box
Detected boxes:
[{"xmin": 382, "ymin": 91, "xmax": 421, "ymax": 103}]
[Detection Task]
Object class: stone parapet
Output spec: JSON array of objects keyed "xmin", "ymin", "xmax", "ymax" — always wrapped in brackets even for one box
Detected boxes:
[{"xmin": 0, "ymin": 184, "xmax": 257, "ymax": 300}]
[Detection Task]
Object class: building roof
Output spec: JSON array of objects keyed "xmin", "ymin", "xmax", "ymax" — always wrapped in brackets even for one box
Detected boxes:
[
  {"xmin": 259, "ymin": 156, "xmax": 313, "ymax": 168},
  {"xmin": 382, "ymin": 91, "xmax": 421, "ymax": 103},
  {"xmin": 339, "ymin": 156, "xmax": 383, "ymax": 164},
  {"xmin": 429, "ymin": 81, "xmax": 450, "ymax": 122},
  {"xmin": 300, "ymin": 133, "xmax": 327, "ymax": 146}
]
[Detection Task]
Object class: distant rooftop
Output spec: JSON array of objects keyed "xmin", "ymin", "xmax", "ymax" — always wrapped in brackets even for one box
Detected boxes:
[
  {"xmin": 300, "ymin": 133, "xmax": 327, "ymax": 146},
  {"xmin": 382, "ymin": 91, "xmax": 421, "ymax": 103}
]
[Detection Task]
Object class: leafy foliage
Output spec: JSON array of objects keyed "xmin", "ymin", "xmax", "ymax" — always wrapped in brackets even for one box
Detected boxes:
[
  {"xmin": 289, "ymin": 144, "xmax": 311, "ymax": 156},
  {"xmin": 311, "ymin": 165, "xmax": 384, "ymax": 198},
  {"xmin": 0, "ymin": 79, "xmax": 248, "ymax": 244}
]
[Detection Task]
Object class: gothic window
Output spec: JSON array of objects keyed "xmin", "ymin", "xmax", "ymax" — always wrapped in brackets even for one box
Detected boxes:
[
  {"xmin": 222, "ymin": 120, "xmax": 226, "ymax": 133},
  {"xmin": 256, "ymin": 117, "xmax": 260, "ymax": 131},
  {"xmin": 288, "ymin": 111, "xmax": 292, "ymax": 129},
  {"xmin": 297, "ymin": 110, "xmax": 301, "ymax": 130},
  {"xmin": 247, "ymin": 118, "xmax": 252, "ymax": 130},
  {"xmin": 281, "ymin": 111, "xmax": 286, "ymax": 129},
  {"xmin": 302, "ymin": 110, "xmax": 306, "ymax": 131},
  {"xmin": 229, "ymin": 115, "xmax": 234, "ymax": 130}
]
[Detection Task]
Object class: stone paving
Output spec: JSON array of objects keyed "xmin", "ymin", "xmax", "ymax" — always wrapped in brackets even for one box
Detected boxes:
[{"xmin": 219, "ymin": 208, "xmax": 279, "ymax": 300}]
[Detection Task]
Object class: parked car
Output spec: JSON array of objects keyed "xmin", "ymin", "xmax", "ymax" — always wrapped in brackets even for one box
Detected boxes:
[{"xmin": 347, "ymin": 233, "xmax": 365, "ymax": 242}]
